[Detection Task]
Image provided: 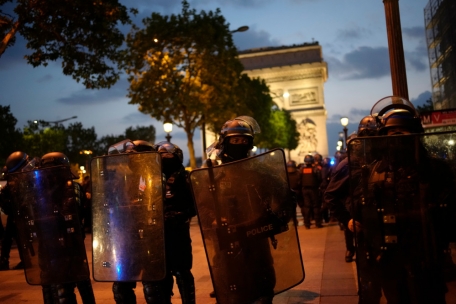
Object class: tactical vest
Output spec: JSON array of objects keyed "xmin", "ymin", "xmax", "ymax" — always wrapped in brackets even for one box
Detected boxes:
[{"xmin": 301, "ymin": 166, "xmax": 318, "ymax": 188}]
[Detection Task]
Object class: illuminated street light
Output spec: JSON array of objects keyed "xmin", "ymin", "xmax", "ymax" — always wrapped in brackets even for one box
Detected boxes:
[
  {"xmin": 340, "ymin": 117, "xmax": 349, "ymax": 149},
  {"xmin": 34, "ymin": 116, "xmax": 78, "ymax": 126},
  {"xmin": 163, "ymin": 121, "xmax": 173, "ymax": 142}
]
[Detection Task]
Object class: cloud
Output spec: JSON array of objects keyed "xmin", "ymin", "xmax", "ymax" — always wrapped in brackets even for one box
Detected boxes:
[
  {"xmin": 121, "ymin": 112, "xmax": 154, "ymax": 124},
  {"xmin": 327, "ymin": 108, "xmax": 370, "ymax": 125},
  {"xmin": 234, "ymin": 27, "xmax": 281, "ymax": 50},
  {"xmin": 327, "ymin": 46, "xmax": 390, "ymax": 80},
  {"xmin": 411, "ymin": 91, "xmax": 432, "ymax": 107},
  {"xmin": 57, "ymin": 78, "xmax": 129, "ymax": 105},
  {"xmin": 402, "ymin": 26, "xmax": 425, "ymax": 40},
  {"xmin": 36, "ymin": 74, "xmax": 53, "ymax": 83},
  {"xmin": 192, "ymin": 0, "xmax": 273, "ymax": 8},
  {"xmin": 336, "ymin": 25, "xmax": 372, "ymax": 41}
]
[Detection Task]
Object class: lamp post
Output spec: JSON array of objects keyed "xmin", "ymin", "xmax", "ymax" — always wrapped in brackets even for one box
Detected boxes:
[
  {"xmin": 34, "ymin": 116, "xmax": 78, "ymax": 127},
  {"xmin": 230, "ymin": 25, "xmax": 249, "ymax": 33},
  {"xmin": 163, "ymin": 122, "xmax": 173, "ymax": 142},
  {"xmin": 340, "ymin": 117, "xmax": 349, "ymax": 149}
]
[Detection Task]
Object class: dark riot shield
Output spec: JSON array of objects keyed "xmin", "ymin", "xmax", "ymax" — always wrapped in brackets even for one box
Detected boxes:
[
  {"xmin": 347, "ymin": 131, "xmax": 456, "ymax": 304},
  {"xmin": 189, "ymin": 149, "xmax": 305, "ymax": 304},
  {"xmin": 90, "ymin": 152, "xmax": 166, "ymax": 282},
  {"xmin": 7, "ymin": 166, "xmax": 90, "ymax": 285}
]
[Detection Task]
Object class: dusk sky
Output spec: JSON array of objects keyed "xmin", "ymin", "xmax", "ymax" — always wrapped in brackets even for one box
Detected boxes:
[{"xmin": 0, "ymin": 0, "xmax": 432, "ymax": 163}]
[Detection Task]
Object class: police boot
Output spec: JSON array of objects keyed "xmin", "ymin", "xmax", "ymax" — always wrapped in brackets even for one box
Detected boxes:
[
  {"xmin": 0, "ymin": 257, "xmax": 9, "ymax": 270},
  {"xmin": 54, "ymin": 283, "xmax": 77, "ymax": 304},
  {"xmin": 76, "ymin": 279, "xmax": 96, "ymax": 304},
  {"xmin": 113, "ymin": 282, "xmax": 137, "ymax": 304},
  {"xmin": 174, "ymin": 270, "xmax": 195, "ymax": 304},
  {"xmin": 143, "ymin": 277, "xmax": 173, "ymax": 304},
  {"xmin": 42, "ymin": 285, "xmax": 54, "ymax": 304}
]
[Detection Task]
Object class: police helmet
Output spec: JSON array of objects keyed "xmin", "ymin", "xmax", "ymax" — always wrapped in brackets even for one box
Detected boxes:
[
  {"xmin": 108, "ymin": 139, "xmax": 154, "ymax": 154},
  {"xmin": 379, "ymin": 109, "xmax": 423, "ymax": 135},
  {"xmin": 357, "ymin": 115, "xmax": 378, "ymax": 137},
  {"xmin": 206, "ymin": 116, "xmax": 261, "ymax": 158},
  {"xmin": 153, "ymin": 141, "xmax": 184, "ymax": 164},
  {"xmin": 314, "ymin": 153, "xmax": 322, "ymax": 164},
  {"xmin": 131, "ymin": 140, "xmax": 154, "ymax": 152},
  {"xmin": 5, "ymin": 151, "xmax": 35, "ymax": 173},
  {"xmin": 41, "ymin": 152, "xmax": 70, "ymax": 167},
  {"xmin": 304, "ymin": 154, "xmax": 314, "ymax": 165},
  {"xmin": 323, "ymin": 157, "xmax": 332, "ymax": 166},
  {"xmin": 287, "ymin": 160, "xmax": 297, "ymax": 173}
]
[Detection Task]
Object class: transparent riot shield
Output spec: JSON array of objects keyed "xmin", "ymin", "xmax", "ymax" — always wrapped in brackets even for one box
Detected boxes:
[
  {"xmin": 7, "ymin": 166, "xmax": 90, "ymax": 285},
  {"xmin": 190, "ymin": 149, "xmax": 305, "ymax": 304},
  {"xmin": 90, "ymin": 152, "xmax": 166, "ymax": 282},
  {"xmin": 347, "ymin": 131, "xmax": 456, "ymax": 304}
]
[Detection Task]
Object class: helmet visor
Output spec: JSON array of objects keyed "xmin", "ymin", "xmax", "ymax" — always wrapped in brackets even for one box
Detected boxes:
[
  {"xmin": 370, "ymin": 96, "xmax": 419, "ymax": 118},
  {"xmin": 108, "ymin": 139, "xmax": 135, "ymax": 155}
]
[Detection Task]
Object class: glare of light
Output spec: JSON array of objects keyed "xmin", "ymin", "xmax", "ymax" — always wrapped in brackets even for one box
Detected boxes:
[
  {"xmin": 337, "ymin": 140, "xmax": 343, "ymax": 147},
  {"xmin": 163, "ymin": 122, "xmax": 173, "ymax": 133},
  {"xmin": 283, "ymin": 92, "xmax": 290, "ymax": 98},
  {"xmin": 340, "ymin": 117, "xmax": 349, "ymax": 127},
  {"xmin": 330, "ymin": 159, "xmax": 335, "ymax": 165},
  {"xmin": 80, "ymin": 166, "xmax": 85, "ymax": 170},
  {"xmin": 336, "ymin": 146, "xmax": 341, "ymax": 151},
  {"xmin": 154, "ymin": 38, "xmax": 158, "ymax": 42},
  {"xmin": 252, "ymin": 146, "xmax": 258, "ymax": 153},
  {"xmin": 93, "ymin": 239, "xmax": 99, "ymax": 249},
  {"xmin": 448, "ymin": 139, "xmax": 455, "ymax": 146}
]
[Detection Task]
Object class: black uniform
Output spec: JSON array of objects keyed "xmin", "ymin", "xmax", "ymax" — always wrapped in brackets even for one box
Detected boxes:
[
  {"xmin": 300, "ymin": 164, "xmax": 322, "ymax": 228},
  {"xmin": 142, "ymin": 166, "xmax": 196, "ymax": 304}
]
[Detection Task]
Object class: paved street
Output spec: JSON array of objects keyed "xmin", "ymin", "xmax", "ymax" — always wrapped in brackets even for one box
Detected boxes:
[{"xmin": 0, "ymin": 217, "xmax": 359, "ymax": 304}]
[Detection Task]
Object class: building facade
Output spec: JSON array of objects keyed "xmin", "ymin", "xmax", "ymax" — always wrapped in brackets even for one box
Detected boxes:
[
  {"xmin": 425, "ymin": 0, "xmax": 456, "ymax": 109},
  {"xmin": 238, "ymin": 42, "xmax": 329, "ymax": 161}
]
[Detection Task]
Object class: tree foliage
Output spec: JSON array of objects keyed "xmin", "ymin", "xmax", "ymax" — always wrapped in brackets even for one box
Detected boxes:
[
  {"xmin": 125, "ymin": 125, "xmax": 156, "ymax": 143},
  {"xmin": 416, "ymin": 97, "xmax": 434, "ymax": 113},
  {"xmin": 64, "ymin": 122, "xmax": 98, "ymax": 166},
  {"xmin": 22, "ymin": 120, "xmax": 67, "ymax": 158},
  {"xmin": 0, "ymin": 108, "xmax": 156, "ymax": 168},
  {"xmin": 0, "ymin": 0, "xmax": 136, "ymax": 89},
  {"xmin": 0, "ymin": 105, "xmax": 23, "ymax": 165},
  {"xmin": 122, "ymin": 0, "xmax": 243, "ymax": 168}
]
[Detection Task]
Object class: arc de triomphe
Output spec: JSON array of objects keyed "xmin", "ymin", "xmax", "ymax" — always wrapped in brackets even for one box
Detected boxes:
[{"xmin": 204, "ymin": 42, "xmax": 329, "ymax": 162}]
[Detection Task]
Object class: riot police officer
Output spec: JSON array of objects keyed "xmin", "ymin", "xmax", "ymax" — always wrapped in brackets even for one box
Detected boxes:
[
  {"xmin": 145, "ymin": 141, "xmax": 196, "ymax": 304},
  {"xmin": 0, "ymin": 152, "xmax": 35, "ymax": 271},
  {"xmin": 347, "ymin": 96, "xmax": 456, "ymax": 304},
  {"xmin": 195, "ymin": 116, "xmax": 302, "ymax": 304},
  {"xmin": 109, "ymin": 139, "xmax": 196, "ymax": 304},
  {"xmin": 300, "ymin": 154, "xmax": 322, "ymax": 229},
  {"xmin": 40, "ymin": 152, "xmax": 96, "ymax": 304},
  {"xmin": 3, "ymin": 151, "xmax": 95, "ymax": 304},
  {"xmin": 324, "ymin": 116, "xmax": 378, "ymax": 264},
  {"xmin": 286, "ymin": 160, "xmax": 301, "ymax": 226}
]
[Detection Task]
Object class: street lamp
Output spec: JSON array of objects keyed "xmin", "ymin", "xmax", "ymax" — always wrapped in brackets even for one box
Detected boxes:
[
  {"xmin": 340, "ymin": 117, "xmax": 349, "ymax": 149},
  {"xmin": 163, "ymin": 121, "xmax": 173, "ymax": 142},
  {"xmin": 230, "ymin": 25, "xmax": 249, "ymax": 33},
  {"xmin": 34, "ymin": 116, "xmax": 78, "ymax": 126}
]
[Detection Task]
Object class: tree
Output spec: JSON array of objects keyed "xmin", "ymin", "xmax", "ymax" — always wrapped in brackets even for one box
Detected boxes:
[
  {"xmin": 1, "ymin": 0, "xmax": 136, "ymax": 89},
  {"xmin": 22, "ymin": 120, "xmax": 66, "ymax": 158},
  {"xmin": 0, "ymin": 105, "xmax": 23, "ymax": 165},
  {"xmin": 93, "ymin": 134, "xmax": 125, "ymax": 157},
  {"xmin": 125, "ymin": 125, "xmax": 156, "ymax": 143},
  {"xmin": 64, "ymin": 122, "xmax": 98, "ymax": 167},
  {"xmin": 123, "ymin": 0, "xmax": 243, "ymax": 168},
  {"xmin": 416, "ymin": 97, "xmax": 434, "ymax": 113}
]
